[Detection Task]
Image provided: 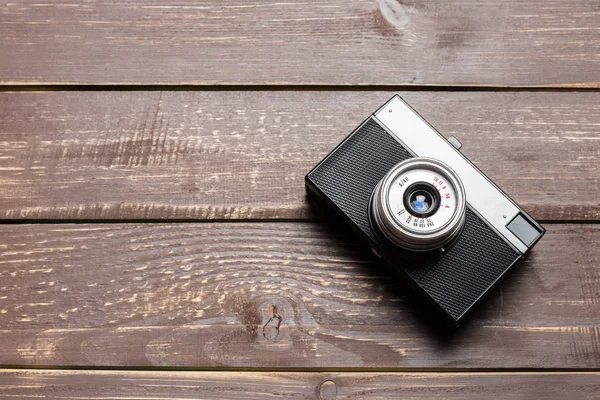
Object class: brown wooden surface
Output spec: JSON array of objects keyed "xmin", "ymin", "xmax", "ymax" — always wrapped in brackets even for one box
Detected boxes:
[
  {"xmin": 1, "ymin": 1, "xmax": 599, "ymax": 86},
  {"xmin": 1, "ymin": 370, "xmax": 600, "ymax": 400},
  {"xmin": 0, "ymin": 0, "xmax": 598, "ymax": 395},
  {"xmin": 0, "ymin": 223, "xmax": 597, "ymax": 369},
  {"xmin": 1, "ymin": 91, "xmax": 598, "ymax": 221}
]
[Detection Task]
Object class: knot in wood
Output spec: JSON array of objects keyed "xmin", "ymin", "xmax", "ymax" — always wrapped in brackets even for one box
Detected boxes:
[
  {"xmin": 318, "ymin": 380, "xmax": 337, "ymax": 400},
  {"xmin": 375, "ymin": 0, "xmax": 410, "ymax": 31}
]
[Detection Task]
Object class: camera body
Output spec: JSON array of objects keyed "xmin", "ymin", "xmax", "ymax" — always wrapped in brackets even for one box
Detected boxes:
[{"xmin": 306, "ymin": 96, "xmax": 545, "ymax": 326}]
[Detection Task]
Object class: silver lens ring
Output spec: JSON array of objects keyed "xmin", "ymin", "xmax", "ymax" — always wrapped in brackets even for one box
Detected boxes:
[{"xmin": 371, "ymin": 157, "xmax": 466, "ymax": 252}]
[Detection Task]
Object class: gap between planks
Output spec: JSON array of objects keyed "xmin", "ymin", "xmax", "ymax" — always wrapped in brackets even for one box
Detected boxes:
[
  {"xmin": 0, "ymin": 84, "xmax": 600, "ymax": 92},
  {"xmin": 0, "ymin": 366, "xmax": 600, "ymax": 373}
]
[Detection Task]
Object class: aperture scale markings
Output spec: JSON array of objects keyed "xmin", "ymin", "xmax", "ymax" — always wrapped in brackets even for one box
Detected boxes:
[{"xmin": 394, "ymin": 173, "xmax": 455, "ymax": 231}]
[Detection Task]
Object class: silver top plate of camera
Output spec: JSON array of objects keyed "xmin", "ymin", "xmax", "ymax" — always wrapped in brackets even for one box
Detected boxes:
[{"xmin": 373, "ymin": 96, "xmax": 528, "ymax": 253}]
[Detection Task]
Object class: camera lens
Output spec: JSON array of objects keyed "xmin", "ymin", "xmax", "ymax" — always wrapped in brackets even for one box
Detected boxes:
[
  {"xmin": 370, "ymin": 157, "xmax": 466, "ymax": 252},
  {"xmin": 404, "ymin": 183, "xmax": 440, "ymax": 218}
]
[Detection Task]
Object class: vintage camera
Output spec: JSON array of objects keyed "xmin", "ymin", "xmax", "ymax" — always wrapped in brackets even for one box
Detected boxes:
[{"xmin": 306, "ymin": 96, "xmax": 545, "ymax": 326}]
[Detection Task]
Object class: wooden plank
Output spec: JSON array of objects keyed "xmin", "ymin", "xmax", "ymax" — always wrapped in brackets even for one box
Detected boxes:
[
  {"xmin": 1, "ymin": 370, "xmax": 600, "ymax": 400},
  {"xmin": 0, "ymin": 223, "xmax": 597, "ymax": 369},
  {"xmin": 0, "ymin": 91, "xmax": 598, "ymax": 221},
  {"xmin": 0, "ymin": 1, "xmax": 598, "ymax": 87}
]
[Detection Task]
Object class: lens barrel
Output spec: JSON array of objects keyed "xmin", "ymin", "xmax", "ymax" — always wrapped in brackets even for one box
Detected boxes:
[{"xmin": 370, "ymin": 158, "xmax": 466, "ymax": 252}]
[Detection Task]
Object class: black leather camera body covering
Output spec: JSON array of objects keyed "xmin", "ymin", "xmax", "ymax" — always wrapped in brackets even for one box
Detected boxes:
[{"xmin": 306, "ymin": 96, "xmax": 545, "ymax": 326}]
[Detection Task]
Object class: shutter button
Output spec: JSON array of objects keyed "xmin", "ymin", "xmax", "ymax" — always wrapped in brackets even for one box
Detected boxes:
[{"xmin": 448, "ymin": 136, "xmax": 462, "ymax": 151}]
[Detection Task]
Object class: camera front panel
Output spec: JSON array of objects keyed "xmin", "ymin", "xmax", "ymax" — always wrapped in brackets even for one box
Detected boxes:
[{"xmin": 306, "ymin": 109, "xmax": 528, "ymax": 325}]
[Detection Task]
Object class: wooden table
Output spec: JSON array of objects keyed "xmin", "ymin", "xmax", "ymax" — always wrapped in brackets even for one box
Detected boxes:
[{"xmin": 0, "ymin": 1, "xmax": 599, "ymax": 398}]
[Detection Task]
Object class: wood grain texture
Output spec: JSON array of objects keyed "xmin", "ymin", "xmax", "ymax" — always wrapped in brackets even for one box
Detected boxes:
[
  {"xmin": 1, "ymin": 91, "xmax": 598, "ymax": 221},
  {"xmin": 1, "ymin": 1, "xmax": 599, "ymax": 86},
  {"xmin": 1, "ymin": 370, "xmax": 600, "ymax": 400},
  {"xmin": 0, "ymin": 223, "xmax": 598, "ymax": 369}
]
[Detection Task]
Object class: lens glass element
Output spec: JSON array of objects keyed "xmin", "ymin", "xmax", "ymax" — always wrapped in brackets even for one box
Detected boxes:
[{"xmin": 410, "ymin": 192, "xmax": 432, "ymax": 213}]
